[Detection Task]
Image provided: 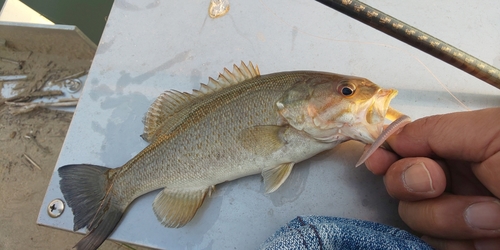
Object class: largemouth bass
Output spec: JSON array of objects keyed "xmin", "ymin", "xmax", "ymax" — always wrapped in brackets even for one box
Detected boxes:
[{"xmin": 59, "ymin": 62, "xmax": 403, "ymax": 249}]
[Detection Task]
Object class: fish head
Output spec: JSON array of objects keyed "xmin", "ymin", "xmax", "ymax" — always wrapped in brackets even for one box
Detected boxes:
[{"xmin": 277, "ymin": 73, "xmax": 397, "ymax": 144}]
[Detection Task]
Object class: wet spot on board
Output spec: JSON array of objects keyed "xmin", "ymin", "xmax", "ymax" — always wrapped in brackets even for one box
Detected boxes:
[
  {"xmin": 91, "ymin": 121, "xmax": 106, "ymax": 134},
  {"xmin": 89, "ymin": 84, "xmax": 113, "ymax": 101},
  {"xmin": 116, "ymin": 50, "xmax": 191, "ymax": 92},
  {"xmin": 97, "ymin": 92, "xmax": 151, "ymax": 166},
  {"xmin": 96, "ymin": 38, "xmax": 115, "ymax": 55},
  {"xmin": 267, "ymin": 209, "xmax": 274, "ymax": 216},
  {"xmin": 266, "ymin": 161, "xmax": 310, "ymax": 207},
  {"xmin": 114, "ymin": 0, "xmax": 141, "ymax": 11},
  {"xmin": 177, "ymin": 192, "xmax": 223, "ymax": 249},
  {"xmin": 146, "ymin": 0, "xmax": 160, "ymax": 9}
]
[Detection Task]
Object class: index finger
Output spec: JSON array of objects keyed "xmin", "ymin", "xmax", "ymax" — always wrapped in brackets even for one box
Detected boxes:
[{"xmin": 387, "ymin": 108, "xmax": 500, "ymax": 163}]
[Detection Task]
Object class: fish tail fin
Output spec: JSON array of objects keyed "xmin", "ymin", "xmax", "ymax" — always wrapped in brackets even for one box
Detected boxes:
[{"xmin": 58, "ymin": 164, "xmax": 125, "ymax": 250}]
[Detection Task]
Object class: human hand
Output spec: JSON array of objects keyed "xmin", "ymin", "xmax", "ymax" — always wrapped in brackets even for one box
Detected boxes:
[{"xmin": 365, "ymin": 108, "xmax": 500, "ymax": 250}]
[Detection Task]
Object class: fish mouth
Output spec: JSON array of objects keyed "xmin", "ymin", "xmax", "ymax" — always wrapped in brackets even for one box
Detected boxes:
[
  {"xmin": 286, "ymin": 87, "xmax": 399, "ymax": 145},
  {"xmin": 361, "ymin": 88, "xmax": 398, "ymax": 143}
]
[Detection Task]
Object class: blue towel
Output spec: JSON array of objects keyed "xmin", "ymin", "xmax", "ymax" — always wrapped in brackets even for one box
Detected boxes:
[{"xmin": 260, "ymin": 216, "xmax": 433, "ymax": 250}]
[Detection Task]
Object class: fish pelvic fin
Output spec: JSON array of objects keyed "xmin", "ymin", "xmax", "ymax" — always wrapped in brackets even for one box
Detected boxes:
[
  {"xmin": 58, "ymin": 164, "xmax": 124, "ymax": 250},
  {"xmin": 153, "ymin": 186, "xmax": 214, "ymax": 228},
  {"xmin": 262, "ymin": 162, "xmax": 295, "ymax": 193}
]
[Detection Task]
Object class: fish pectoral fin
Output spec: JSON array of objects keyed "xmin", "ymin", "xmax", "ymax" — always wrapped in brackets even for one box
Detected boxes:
[
  {"xmin": 152, "ymin": 186, "xmax": 214, "ymax": 228},
  {"xmin": 239, "ymin": 126, "xmax": 287, "ymax": 155},
  {"xmin": 262, "ymin": 162, "xmax": 294, "ymax": 193}
]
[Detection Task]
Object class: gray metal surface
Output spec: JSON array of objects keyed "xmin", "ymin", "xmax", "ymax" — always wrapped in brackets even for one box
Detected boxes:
[{"xmin": 38, "ymin": 0, "xmax": 500, "ymax": 249}]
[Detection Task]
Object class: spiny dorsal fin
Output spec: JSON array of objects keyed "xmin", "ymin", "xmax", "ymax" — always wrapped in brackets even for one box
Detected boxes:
[
  {"xmin": 142, "ymin": 61, "xmax": 260, "ymax": 142},
  {"xmin": 191, "ymin": 61, "xmax": 260, "ymax": 97}
]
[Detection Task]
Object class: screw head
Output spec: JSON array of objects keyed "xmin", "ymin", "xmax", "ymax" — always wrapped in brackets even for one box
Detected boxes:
[
  {"xmin": 48, "ymin": 199, "xmax": 65, "ymax": 218},
  {"xmin": 64, "ymin": 79, "xmax": 82, "ymax": 93}
]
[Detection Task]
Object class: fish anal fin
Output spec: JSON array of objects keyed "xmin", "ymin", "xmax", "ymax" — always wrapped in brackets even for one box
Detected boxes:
[
  {"xmin": 152, "ymin": 186, "xmax": 214, "ymax": 228},
  {"xmin": 239, "ymin": 126, "xmax": 286, "ymax": 155},
  {"xmin": 262, "ymin": 162, "xmax": 294, "ymax": 193}
]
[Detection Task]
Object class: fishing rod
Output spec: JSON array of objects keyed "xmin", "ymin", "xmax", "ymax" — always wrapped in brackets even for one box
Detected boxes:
[{"xmin": 315, "ymin": 0, "xmax": 500, "ymax": 90}]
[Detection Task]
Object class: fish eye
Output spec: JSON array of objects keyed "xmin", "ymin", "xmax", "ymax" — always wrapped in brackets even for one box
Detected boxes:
[{"xmin": 337, "ymin": 83, "xmax": 356, "ymax": 96}]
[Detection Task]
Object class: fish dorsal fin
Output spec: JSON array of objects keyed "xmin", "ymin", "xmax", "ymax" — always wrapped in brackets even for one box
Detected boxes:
[
  {"xmin": 142, "ymin": 90, "xmax": 194, "ymax": 142},
  {"xmin": 262, "ymin": 162, "xmax": 295, "ymax": 193},
  {"xmin": 142, "ymin": 61, "xmax": 260, "ymax": 142},
  {"xmin": 152, "ymin": 186, "xmax": 214, "ymax": 228}
]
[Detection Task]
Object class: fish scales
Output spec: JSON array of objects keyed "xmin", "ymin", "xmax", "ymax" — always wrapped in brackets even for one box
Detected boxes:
[
  {"xmin": 115, "ymin": 72, "xmax": 307, "ymax": 197},
  {"xmin": 58, "ymin": 62, "xmax": 401, "ymax": 249}
]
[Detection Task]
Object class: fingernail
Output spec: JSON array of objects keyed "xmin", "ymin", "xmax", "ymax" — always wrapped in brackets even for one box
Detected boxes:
[
  {"xmin": 465, "ymin": 201, "xmax": 500, "ymax": 230},
  {"xmin": 402, "ymin": 162, "xmax": 434, "ymax": 192},
  {"xmin": 475, "ymin": 238, "xmax": 500, "ymax": 250}
]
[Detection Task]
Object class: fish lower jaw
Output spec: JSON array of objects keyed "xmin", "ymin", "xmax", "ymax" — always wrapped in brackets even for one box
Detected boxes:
[
  {"xmin": 304, "ymin": 118, "xmax": 378, "ymax": 143},
  {"xmin": 336, "ymin": 120, "xmax": 382, "ymax": 145}
]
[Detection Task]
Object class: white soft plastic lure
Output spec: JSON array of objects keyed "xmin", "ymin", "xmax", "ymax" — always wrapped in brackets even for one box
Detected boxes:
[{"xmin": 355, "ymin": 114, "xmax": 412, "ymax": 167}]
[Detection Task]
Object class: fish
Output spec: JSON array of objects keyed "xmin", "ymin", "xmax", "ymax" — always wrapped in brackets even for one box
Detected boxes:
[{"xmin": 58, "ymin": 61, "xmax": 404, "ymax": 249}]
